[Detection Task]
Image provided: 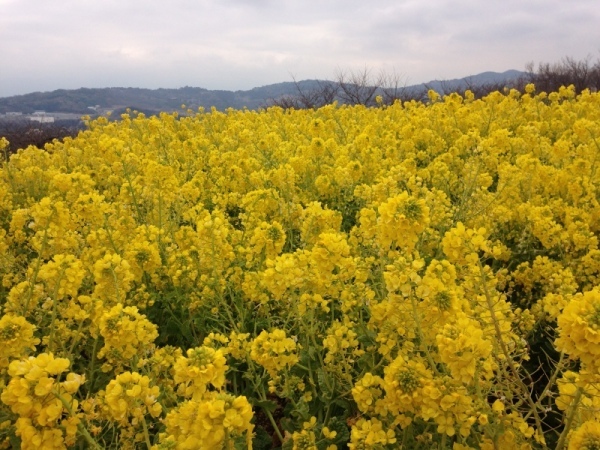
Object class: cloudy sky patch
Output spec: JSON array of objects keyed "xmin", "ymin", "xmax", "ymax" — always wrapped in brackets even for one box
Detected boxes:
[{"xmin": 1, "ymin": 0, "xmax": 599, "ymax": 97}]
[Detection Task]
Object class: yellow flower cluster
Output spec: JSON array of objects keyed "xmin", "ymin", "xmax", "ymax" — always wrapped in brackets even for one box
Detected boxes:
[
  {"xmin": 97, "ymin": 303, "xmax": 158, "ymax": 372},
  {"xmin": 247, "ymin": 221, "xmax": 286, "ymax": 263},
  {"xmin": 568, "ymin": 420, "xmax": 600, "ymax": 450},
  {"xmin": 37, "ymin": 254, "xmax": 85, "ymax": 300},
  {"xmin": 93, "ymin": 253, "xmax": 135, "ymax": 304},
  {"xmin": 323, "ymin": 319, "xmax": 360, "ymax": 365},
  {"xmin": 173, "ymin": 346, "xmax": 227, "ymax": 399},
  {"xmin": 102, "ymin": 371, "xmax": 162, "ymax": 426},
  {"xmin": 250, "ymin": 329, "xmax": 299, "ymax": 377},
  {"xmin": 1, "ymin": 353, "xmax": 83, "ymax": 449},
  {"xmin": 352, "ymin": 373, "xmax": 385, "ymax": 416},
  {"xmin": 348, "ymin": 418, "xmax": 396, "ymax": 449},
  {"xmin": 375, "ymin": 192, "xmax": 430, "ymax": 251},
  {"xmin": 0, "ymin": 314, "xmax": 39, "ymax": 369},
  {"xmin": 556, "ymin": 289, "xmax": 600, "ymax": 370},
  {"xmin": 291, "ymin": 417, "xmax": 338, "ymax": 450},
  {"xmin": 381, "ymin": 354, "xmax": 443, "ymax": 427},
  {"xmin": 157, "ymin": 392, "xmax": 253, "ymax": 449},
  {"xmin": 436, "ymin": 313, "xmax": 495, "ymax": 384},
  {"xmin": 123, "ymin": 228, "xmax": 163, "ymax": 283}
]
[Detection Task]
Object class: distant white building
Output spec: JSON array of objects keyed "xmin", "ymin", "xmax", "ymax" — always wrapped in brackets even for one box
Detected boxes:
[
  {"xmin": 30, "ymin": 111, "xmax": 55, "ymax": 123},
  {"xmin": 30, "ymin": 116, "xmax": 55, "ymax": 123},
  {"xmin": 5, "ymin": 112, "xmax": 22, "ymax": 116}
]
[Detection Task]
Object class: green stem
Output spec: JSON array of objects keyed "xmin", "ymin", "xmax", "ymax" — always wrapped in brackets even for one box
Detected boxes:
[
  {"xmin": 87, "ymin": 337, "xmax": 100, "ymax": 395},
  {"xmin": 265, "ymin": 406, "xmax": 284, "ymax": 444},
  {"xmin": 111, "ymin": 266, "xmax": 122, "ymax": 304},
  {"xmin": 246, "ymin": 356, "xmax": 285, "ymax": 444},
  {"xmin": 53, "ymin": 389, "xmax": 102, "ymax": 449},
  {"xmin": 102, "ymin": 215, "xmax": 121, "ymax": 254},
  {"xmin": 141, "ymin": 415, "xmax": 153, "ymax": 449},
  {"xmin": 48, "ymin": 268, "xmax": 67, "ymax": 351},
  {"xmin": 555, "ymin": 387, "xmax": 583, "ymax": 450},
  {"xmin": 410, "ymin": 294, "xmax": 441, "ymax": 376},
  {"xmin": 122, "ymin": 168, "xmax": 144, "ymax": 223},
  {"xmin": 68, "ymin": 317, "xmax": 87, "ymax": 358},
  {"xmin": 23, "ymin": 224, "xmax": 50, "ymax": 316},
  {"xmin": 476, "ymin": 258, "xmax": 547, "ymax": 450},
  {"xmin": 527, "ymin": 351, "xmax": 566, "ymax": 420}
]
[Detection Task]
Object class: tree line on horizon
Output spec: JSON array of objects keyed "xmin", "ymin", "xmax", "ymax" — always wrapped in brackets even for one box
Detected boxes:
[
  {"xmin": 269, "ymin": 55, "xmax": 600, "ymax": 109},
  {"xmin": 2, "ymin": 55, "xmax": 600, "ymax": 157}
]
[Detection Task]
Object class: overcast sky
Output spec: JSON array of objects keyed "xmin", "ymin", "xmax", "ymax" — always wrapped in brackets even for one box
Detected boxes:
[{"xmin": 1, "ymin": 0, "xmax": 599, "ymax": 98}]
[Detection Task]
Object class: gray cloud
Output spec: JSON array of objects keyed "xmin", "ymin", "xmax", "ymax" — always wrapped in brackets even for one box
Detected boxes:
[{"xmin": 1, "ymin": 0, "xmax": 599, "ymax": 96}]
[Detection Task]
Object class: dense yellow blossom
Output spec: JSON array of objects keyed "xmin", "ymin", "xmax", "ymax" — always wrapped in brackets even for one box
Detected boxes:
[
  {"xmin": 247, "ymin": 220, "xmax": 286, "ymax": 262},
  {"xmin": 173, "ymin": 346, "xmax": 228, "ymax": 399},
  {"xmin": 323, "ymin": 319, "xmax": 360, "ymax": 364},
  {"xmin": 102, "ymin": 371, "xmax": 162, "ymax": 425},
  {"xmin": 0, "ymin": 314, "xmax": 39, "ymax": 369},
  {"xmin": 2, "ymin": 86, "xmax": 600, "ymax": 447},
  {"xmin": 568, "ymin": 420, "xmax": 600, "ymax": 450},
  {"xmin": 97, "ymin": 303, "xmax": 158, "ymax": 372},
  {"xmin": 436, "ymin": 313, "xmax": 495, "ymax": 384},
  {"xmin": 157, "ymin": 392, "xmax": 253, "ymax": 449},
  {"xmin": 348, "ymin": 418, "xmax": 396, "ymax": 449},
  {"xmin": 123, "ymin": 228, "xmax": 163, "ymax": 282},
  {"xmin": 352, "ymin": 373, "xmax": 385, "ymax": 415},
  {"xmin": 556, "ymin": 289, "xmax": 600, "ymax": 370},
  {"xmin": 1, "ymin": 354, "xmax": 83, "ymax": 449},
  {"xmin": 250, "ymin": 329, "xmax": 299, "ymax": 376},
  {"xmin": 92, "ymin": 253, "xmax": 135, "ymax": 304},
  {"xmin": 382, "ymin": 354, "xmax": 438, "ymax": 418},
  {"xmin": 37, "ymin": 254, "xmax": 85, "ymax": 300}
]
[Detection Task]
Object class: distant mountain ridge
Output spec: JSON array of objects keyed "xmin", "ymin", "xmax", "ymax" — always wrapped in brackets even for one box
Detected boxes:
[
  {"xmin": 0, "ymin": 70, "xmax": 527, "ymax": 115},
  {"xmin": 421, "ymin": 69, "xmax": 526, "ymax": 94}
]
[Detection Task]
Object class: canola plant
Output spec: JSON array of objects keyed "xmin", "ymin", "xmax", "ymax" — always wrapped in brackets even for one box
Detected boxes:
[{"xmin": 1, "ymin": 85, "xmax": 600, "ymax": 449}]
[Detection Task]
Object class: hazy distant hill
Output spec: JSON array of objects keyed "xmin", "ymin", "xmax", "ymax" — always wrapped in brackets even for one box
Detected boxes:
[
  {"xmin": 0, "ymin": 70, "xmax": 527, "ymax": 115},
  {"xmin": 422, "ymin": 69, "xmax": 526, "ymax": 94}
]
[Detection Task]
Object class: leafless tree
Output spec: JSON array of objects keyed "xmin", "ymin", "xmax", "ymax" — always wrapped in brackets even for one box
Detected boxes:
[
  {"xmin": 378, "ymin": 70, "xmax": 427, "ymax": 104},
  {"xmin": 270, "ymin": 55, "xmax": 600, "ymax": 111},
  {"xmin": 525, "ymin": 55, "xmax": 600, "ymax": 94},
  {"xmin": 268, "ymin": 76, "xmax": 339, "ymax": 109},
  {"xmin": 334, "ymin": 67, "xmax": 380, "ymax": 106},
  {"xmin": 269, "ymin": 67, "xmax": 427, "ymax": 109}
]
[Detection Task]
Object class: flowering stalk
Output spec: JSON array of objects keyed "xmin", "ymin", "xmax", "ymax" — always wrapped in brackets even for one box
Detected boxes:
[
  {"xmin": 53, "ymin": 389, "xmax": 102, "ymax": 450},
  {"xmin": 555, "ymin": 387, "xmax": 583, "ymax": 450},
  {"xmin": 476, "ymin": 257, "xmax": 547, "ymax": 449}
]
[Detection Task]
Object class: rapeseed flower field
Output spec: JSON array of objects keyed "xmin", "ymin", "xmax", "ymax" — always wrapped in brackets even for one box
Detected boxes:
[{"xmin": 2, "ymin": 85, "xmax": 600, "ymax": 449}]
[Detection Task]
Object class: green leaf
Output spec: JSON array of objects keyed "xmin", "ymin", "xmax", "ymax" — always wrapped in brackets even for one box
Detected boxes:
[
  {"xmin": 332, "ymin": 398, "xmax": 353, "ymax": 419},
  {"xmin": 251, "ymin": 426, "xmax": 273, "ymax": 450},
  {"xmin": 281, "ymin": 438, "xmax": 294, "ymax": 450},
  {"xmin": 327, "ymin": 416, "xmax": 350, "ymax": 445},
  {"xmin": 316, "ymin": 369, "xmax": 333, "ymax": 400},
  {"xmin": 279, "ymin": 417, "xmax": 296, "ymax": 434},
  {"xmin": 292, "ymin": 399, "xmax": 311, "ymax": 422},
  {"xmin": 253, "ymin": 399, "xmax": 278, "ymax": 413}
]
